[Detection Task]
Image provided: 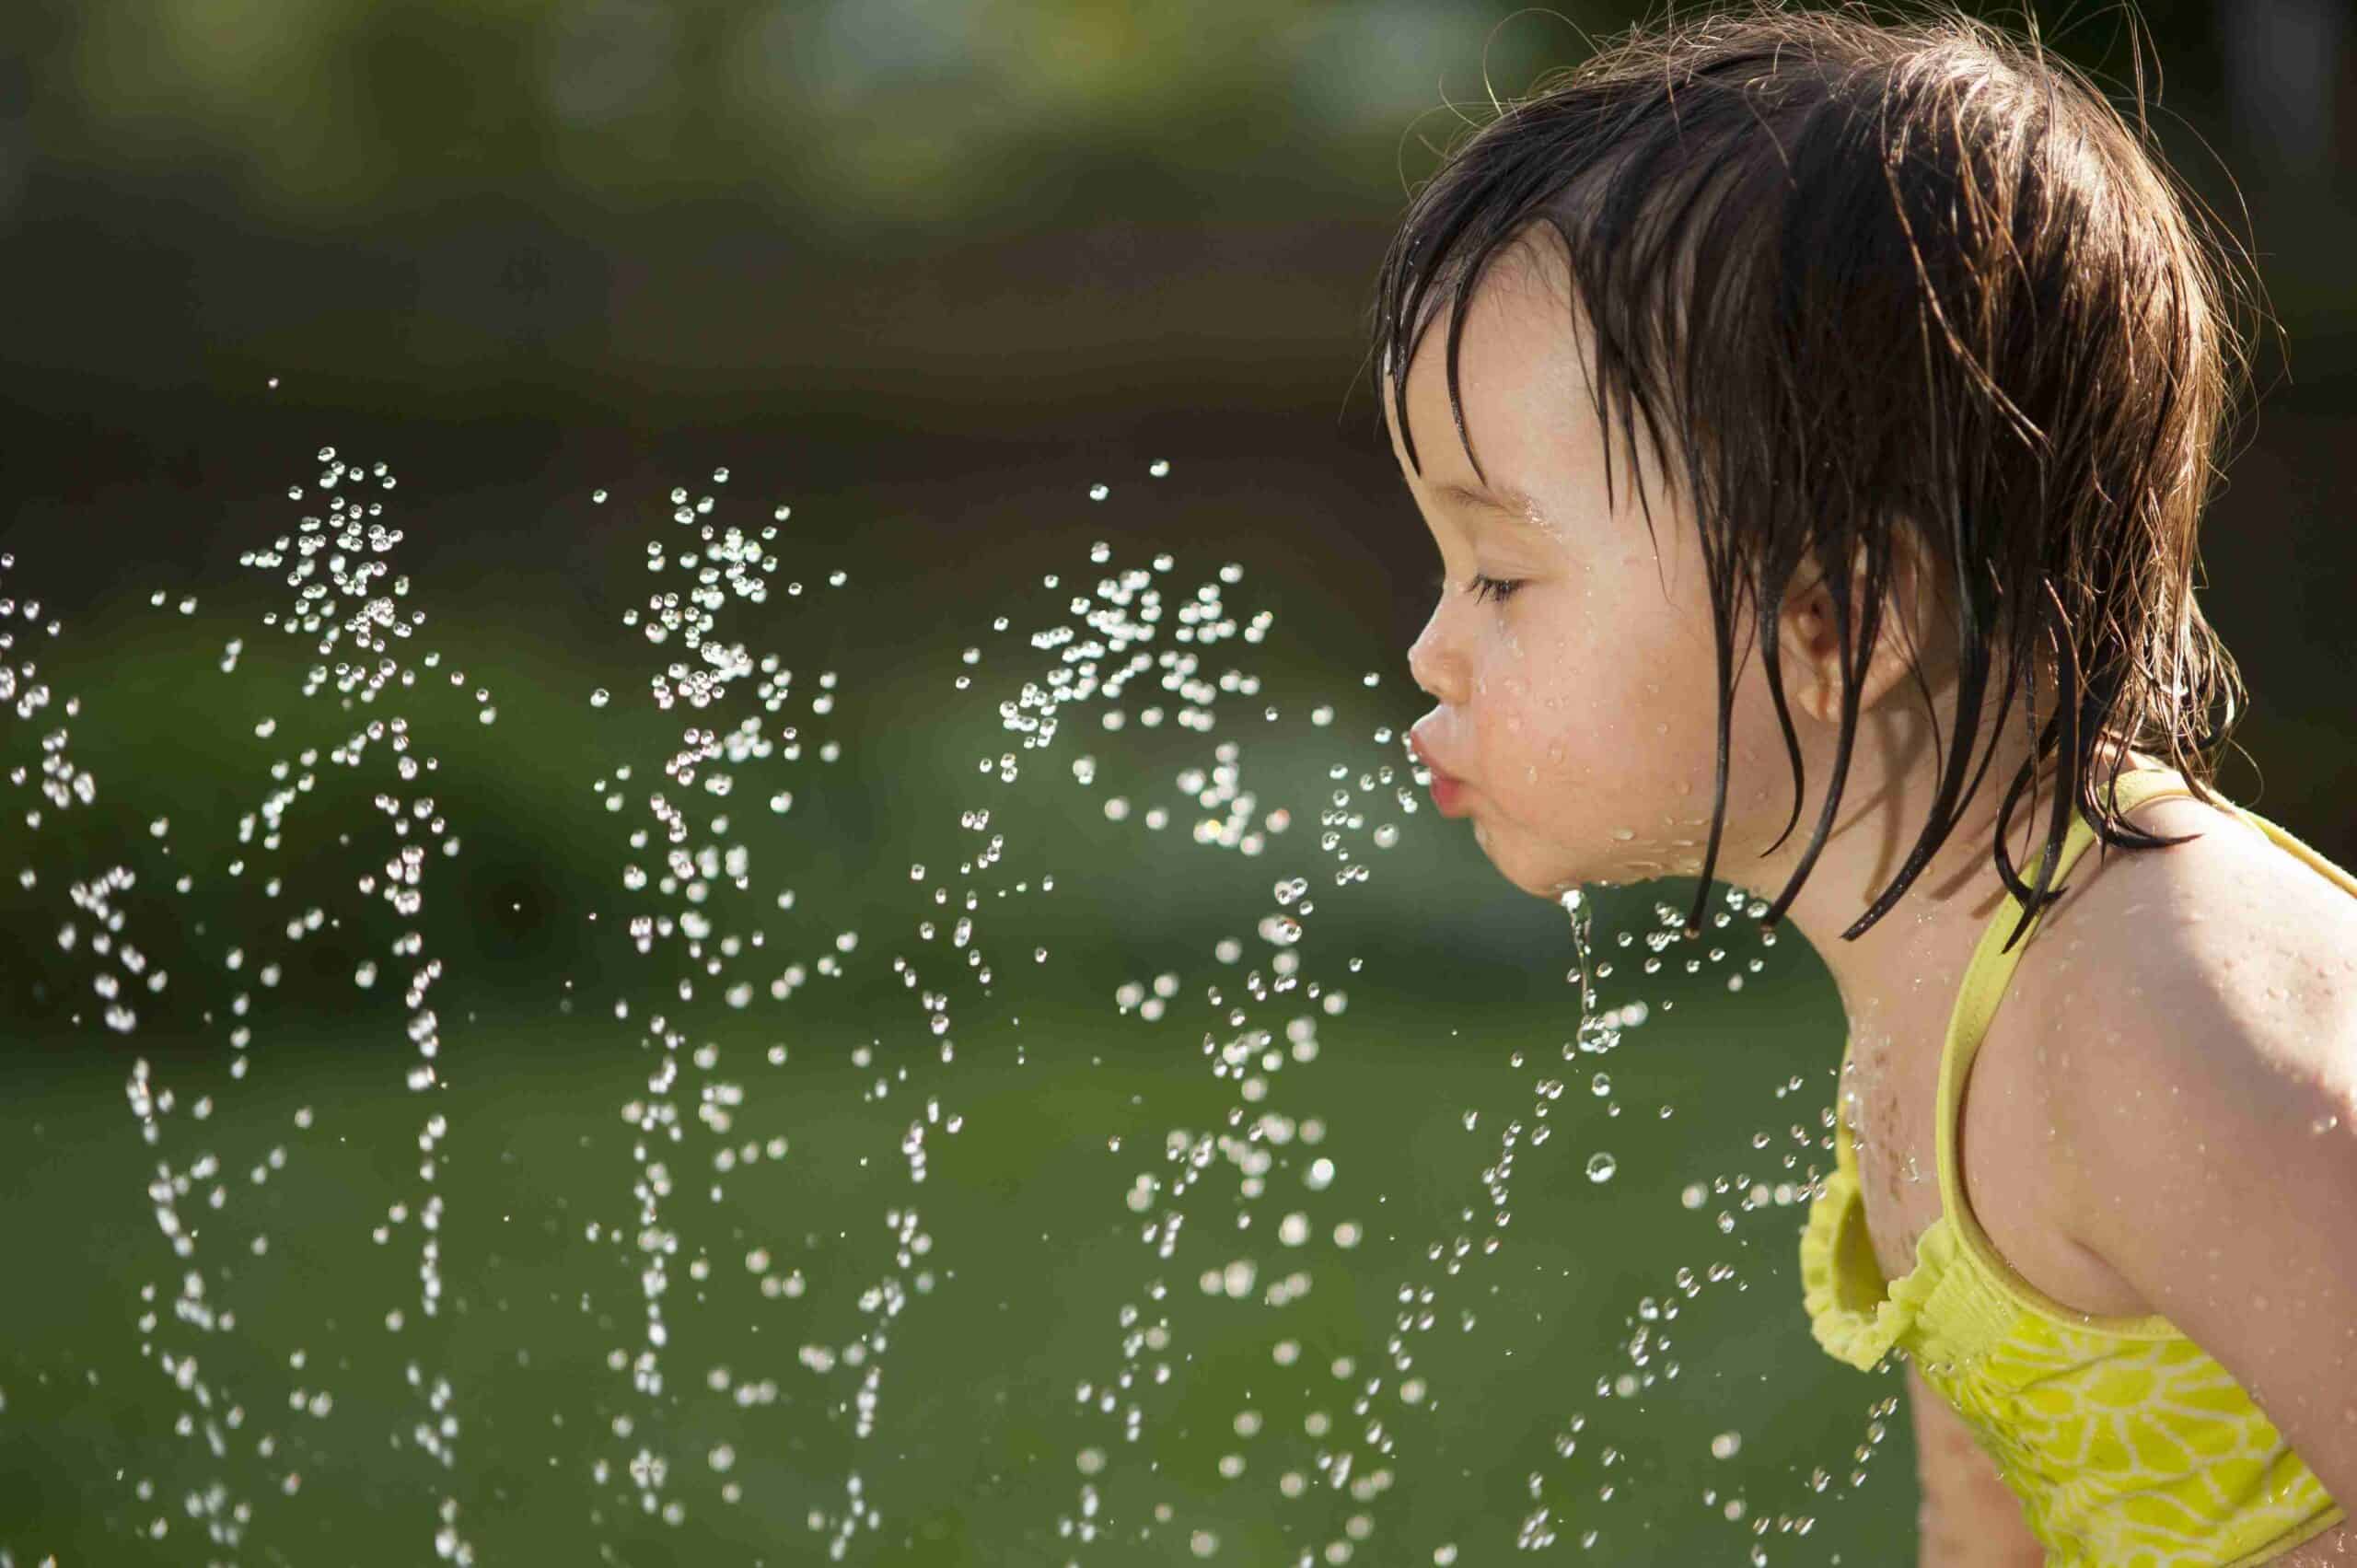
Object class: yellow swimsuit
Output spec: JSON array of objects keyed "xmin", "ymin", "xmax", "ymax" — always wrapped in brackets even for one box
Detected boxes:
[{"xmin": 1799, "ymin": 767, "xmax": 2351, "ymax": 1565}]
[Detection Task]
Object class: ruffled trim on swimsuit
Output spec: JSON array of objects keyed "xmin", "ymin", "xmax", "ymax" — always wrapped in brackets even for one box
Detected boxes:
[{"xmin": 1799, "ymin": 1164, "xmax": 1942, "ymax": 1372}]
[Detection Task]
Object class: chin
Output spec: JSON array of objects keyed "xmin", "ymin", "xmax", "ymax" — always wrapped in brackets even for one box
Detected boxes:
[
  {"xmin": 1475, "ymin": 820, "xmax": 1685, "ymax": 902},
  {"xmin": 1472, "ymin": 824, "xmax": 1591, "ymax": 902}
]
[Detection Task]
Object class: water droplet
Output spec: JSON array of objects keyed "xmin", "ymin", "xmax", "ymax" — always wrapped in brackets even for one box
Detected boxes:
[
  {"xmin": 1088, "ymin": 483, "xmax": 1109, "ymax": 501},
  {"xmin": 1149, "ymin": 459, "xmax": 1171, "ymax": 477},
  {"xmin": 589, "ymin": 689, "xmax": 610, "ymax": 708},
  {"xmin": 1259, "ymin": 914, "xmax": 1301, "ymax": 947},
  {"xmin": 1585, "ymin": 1152, "xmax": 1618, "ymax": 1183}
]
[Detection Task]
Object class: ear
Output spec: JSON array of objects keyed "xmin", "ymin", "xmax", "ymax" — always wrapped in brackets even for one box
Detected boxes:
[{"xmin": 1776, "ymin": 530, "xmax": 1948, "ymax": 727}]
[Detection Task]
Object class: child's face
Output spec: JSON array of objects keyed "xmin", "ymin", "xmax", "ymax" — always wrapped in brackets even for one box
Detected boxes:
[{"xmin": 1388, "ymin": 244, "xmax": 1771, "ymax": 900}]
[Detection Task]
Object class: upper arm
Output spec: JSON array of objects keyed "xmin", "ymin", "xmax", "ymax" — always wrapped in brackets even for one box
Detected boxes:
[
  {"xmin": 2043, "ymin": 832, "xmax": 2357, "ymax": 1508},
  {"xmin": 1908, "ymin": 1363, "xmax": 2045, "ymax": 1566}
]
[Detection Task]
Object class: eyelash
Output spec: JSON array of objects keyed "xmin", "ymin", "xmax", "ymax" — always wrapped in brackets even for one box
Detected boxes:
[{"xmin": 1433, "ymin": 572, "xmax": 1526, "ymax": 605}]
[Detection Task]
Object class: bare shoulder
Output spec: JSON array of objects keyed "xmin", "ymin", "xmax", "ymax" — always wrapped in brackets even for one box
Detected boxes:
[
  {"xmin": 1997, "ymin": 789, "xmax": 2357, "ymax": 1509},
  {"xmin": 2012, "ymin": 786, "xmax": 2357, "ymax": 1211},
  {"xmin": 2034, "ymin": 789, "xmax": 2357, "ymax": 1052}
]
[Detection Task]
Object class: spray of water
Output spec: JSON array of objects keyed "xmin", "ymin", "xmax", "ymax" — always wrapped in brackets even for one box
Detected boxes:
[
  {"xmin": 6, "ymin": 449, "xmax": 483, "ymax": 1561},
  {"xmin": 0, "ymin": 453, "xmax": 1908, "ymax": 1564}
]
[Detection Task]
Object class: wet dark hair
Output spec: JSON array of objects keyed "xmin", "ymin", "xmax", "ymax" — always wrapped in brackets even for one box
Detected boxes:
[{"xmin": 1369, "ymin": 1, "xmax": 2254, "ymax": 946}]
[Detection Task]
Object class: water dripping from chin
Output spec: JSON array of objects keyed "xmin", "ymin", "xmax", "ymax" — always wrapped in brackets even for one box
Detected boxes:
[{"xmin": 1559, "ymin": 884, "xmax": 1597, "ymax": 1016}]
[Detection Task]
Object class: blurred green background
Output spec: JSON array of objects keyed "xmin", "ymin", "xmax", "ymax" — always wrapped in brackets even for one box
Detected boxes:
[{"xmin": 2, "ymin": 2, "xmax": 2351, "ymax": 1563}]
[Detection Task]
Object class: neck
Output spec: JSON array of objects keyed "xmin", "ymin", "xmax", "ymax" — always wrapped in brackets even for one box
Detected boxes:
[{"xmin": 1738, "ymin": 712, "xmax": 2124, "ymax": 1047}]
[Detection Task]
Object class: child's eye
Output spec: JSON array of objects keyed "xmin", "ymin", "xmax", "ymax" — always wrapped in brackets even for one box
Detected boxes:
[{"xmin": 1427, "ymin": 572, "xmax": 1526, "ymax": 606}]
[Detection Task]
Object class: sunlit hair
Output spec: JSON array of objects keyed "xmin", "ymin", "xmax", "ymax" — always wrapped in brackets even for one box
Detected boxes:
[{"xmin": 1369, "ymin": 1, "xmax": 2255, "ymax": 945}]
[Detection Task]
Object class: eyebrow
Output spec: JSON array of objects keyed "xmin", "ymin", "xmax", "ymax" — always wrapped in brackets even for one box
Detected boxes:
[{"xmin": 1432, "ymin": 480, "xmax": 1552, "ymax": 529}]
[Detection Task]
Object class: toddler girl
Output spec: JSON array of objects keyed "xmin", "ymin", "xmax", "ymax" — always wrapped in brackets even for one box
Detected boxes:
[{"xmin": 1372, "ymin": 7, "xmax": 2356, "ymax": 1563}]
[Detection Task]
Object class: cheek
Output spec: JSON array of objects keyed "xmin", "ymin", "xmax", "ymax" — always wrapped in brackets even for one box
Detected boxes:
[
  {"xmin": 1491, "ymin": 609, "xmax": 1724, "ymax": 796},
  {"xmin": 1477, "ymin": 627, "xmax": 1599, "ymax": 778}
]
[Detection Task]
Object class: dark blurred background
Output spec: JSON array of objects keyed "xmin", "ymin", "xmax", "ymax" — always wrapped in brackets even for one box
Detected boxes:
[{"xmin": 1, "ymin": 3, "xmax": 2351, "ymax": 1564}]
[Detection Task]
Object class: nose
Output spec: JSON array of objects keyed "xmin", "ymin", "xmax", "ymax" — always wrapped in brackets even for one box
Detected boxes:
[{"xmin": 1407, "ymin": 601, "xmax": 1465, "ymax": 707}]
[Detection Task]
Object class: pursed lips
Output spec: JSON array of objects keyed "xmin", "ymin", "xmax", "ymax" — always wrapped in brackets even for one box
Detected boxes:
[{"xmin": 1407, "ymin": 728, "xmax": 1472, "ymax": 817}]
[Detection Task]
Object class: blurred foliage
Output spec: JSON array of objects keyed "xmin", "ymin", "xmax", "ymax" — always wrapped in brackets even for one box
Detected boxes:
[
  {"xmin": 17, "ymin": 1, "xmax": 2249, "ymax": 226},
  {"xmin": 9, "ymin": 0, "xmax": 2350, "ymax": 418},
  {"xmin": 36, "ymin": 0, "xmax": 1600, "ymax": 227}
]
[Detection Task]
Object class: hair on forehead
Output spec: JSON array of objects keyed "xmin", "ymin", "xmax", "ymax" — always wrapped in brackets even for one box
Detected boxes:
[
  {"xmin": 1390, "ymin": 235, "xmax": 1670, "ymax": 535},
  {"xmin": 1367, "ymin": 0, "xmax": 2256, "ymax": 945}
]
